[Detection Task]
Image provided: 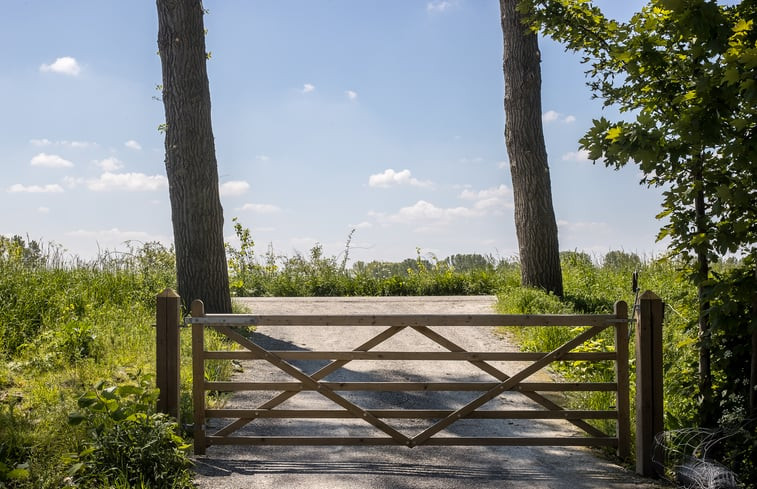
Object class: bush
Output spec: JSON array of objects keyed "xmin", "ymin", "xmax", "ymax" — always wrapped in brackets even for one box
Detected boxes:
[{"xmin": 68, "ymin": 372, "xmax": 193, "ymax": 489}]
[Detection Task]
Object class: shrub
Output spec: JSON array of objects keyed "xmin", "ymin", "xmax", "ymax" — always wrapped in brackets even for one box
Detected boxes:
[{"xmin": 68, "ymin": 372, "xmax": 193, "ymax": 489}]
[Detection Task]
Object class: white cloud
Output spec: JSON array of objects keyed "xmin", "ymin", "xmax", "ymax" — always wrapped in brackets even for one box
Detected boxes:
[
  {"xmin": 542, "ymin": 110, "xmax": 560, "ymax": 123},
  {"xmin": 8, "ymin": 183, "xmax": 64, "ymax": 193},
  {"xmin": 87, "ymin": 172, "xmax": 167, "ymax": 192},
  {"xmin": 63, "ymin": 176, "xmax": 84, "ymax": 189},
  {"xmin": 30, "ymin": 153, "xmax": 73, "ymax": 168},
  {"xmin": 256, "ymin": 155, "xmax": 270, "ymax": 162},
  {"xmin": 40, "ymin": 56, "xmax": 81, "ymax": 76},
  {"xmin": 562, "ymin": 149, "xmax": 601, "ymax": 163},
  {"xmin": 458, "ymin": 157, "xmax": 484, "ymax": 164},
  {"xmin": 368, "ymin": 169, "xmax": 432, "ymax": 188},
  {"xmin": 63, "ymin": 140, "xmax": 95, "ymax": 149},
  {"xmin": 498, "ymin": 160, "xmax": 509, "ymax": 169},
  {"xmin": 345, "ymin": 90, "xmax": 358, "ymax": 100},
  {"xmin": 459, "ymin": 184, "xmax": 514, "ymax": 211},
  {"xmin": 38, "ymin": 207, "xmax": 50, "ymax": 214},
  {"xmin": 353, "ymin": 221, "xmax": 373, "ymax": 230},
  {"xmin": 427, "ymin": 1, "xmax": 455, "ymax": 12},
  {"xmin": 557, "ymin": 219, "xmax": 611, "ymax": 234},
  {"xmin": 219, "ymin": 180, "xmax": 250, "ymax": 197},
  {"xmin": 302, "ymin": 83, "xmax": 315, "ymax": 93},
  {"xmin": 124, "ymin": 140, "xmax": 142, "ymax": 150},
  {"xmin": 66, "ymin": 228, "xmax": 167, "ymax": 244},
  {"xmin": 379, "ymin": 200, "xmax": 475, "ymax": 225},
  {"xmin": 542, "ymin": 110, "xmax": 576, "ymax": 124},
  {"xmin": 96, "ymin": 157, "xmax": 123, "ymax": 172},
  {"xmin": 30, "ymin": 139, "xmax": 95, "ymax": 149},
  {"xmin": 237, "ymin": 203, "xmax": 281, "ymax": 214}
]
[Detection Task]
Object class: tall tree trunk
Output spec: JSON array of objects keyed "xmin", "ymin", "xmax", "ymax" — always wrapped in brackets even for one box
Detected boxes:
[
  {"xmin": 156, "ymin": 0, "xmax": 231, "ymax": 313},
  {"xmin": 693, "ymin": 160, "xmax": 714, "ymax": 426},
  {"xmin": 751, "ymin": 269, "xmax": 757, "ymax": 415},
  {"xmin": 500, "ymin": 0, "xmax": 563, "ymax": 297}
]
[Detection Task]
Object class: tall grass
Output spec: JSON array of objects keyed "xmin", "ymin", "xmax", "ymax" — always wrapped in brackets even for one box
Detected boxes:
[{"xmin": 0, "ymin": 237, "xmax": 237, "ymax": 488}]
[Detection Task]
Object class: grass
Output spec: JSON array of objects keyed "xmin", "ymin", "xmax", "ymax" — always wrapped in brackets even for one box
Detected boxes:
[{"xmin": 1, "ymin": 233, "xmax": 753, "ymax": 487}]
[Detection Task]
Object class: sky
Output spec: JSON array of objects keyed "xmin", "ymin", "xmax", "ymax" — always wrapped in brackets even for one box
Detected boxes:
[{"xmin": 1, "ymin": 0, "xmax": 670, "ymax": 265}]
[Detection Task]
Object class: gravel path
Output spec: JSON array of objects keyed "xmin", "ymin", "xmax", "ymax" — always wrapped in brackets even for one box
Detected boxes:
[{"xmin": 193, "ymin": 297, "xmax": 664, "ymax": 489}]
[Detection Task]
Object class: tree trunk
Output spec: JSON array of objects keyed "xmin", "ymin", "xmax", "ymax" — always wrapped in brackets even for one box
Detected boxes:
[
  {"xmin": 694, "ymin": 161, "xmax": 714, "ymax": 426},
  {"xmin": 156, "ymin": 0, "xmax": 231, "ymax": 313},
  {"xmin": 751, "ymin": 268, "xmax": 757, "ymax": 415},
  {"xmin": 500, "ymin": 0, "xmax": 563, "ymax": 297}
]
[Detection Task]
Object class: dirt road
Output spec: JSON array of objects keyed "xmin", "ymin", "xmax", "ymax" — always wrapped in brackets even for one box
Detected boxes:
[{"xmin": 193, "ymin": 297, "xmax": 664, "ymax": 489}]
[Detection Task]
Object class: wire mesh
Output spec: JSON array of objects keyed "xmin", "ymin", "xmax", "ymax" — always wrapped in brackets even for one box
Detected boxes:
[{"xmin": 652, "ymin": 428, "xmax": 739, "ymax": 489}]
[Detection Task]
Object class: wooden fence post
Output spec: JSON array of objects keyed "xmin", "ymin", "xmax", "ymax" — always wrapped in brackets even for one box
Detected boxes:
[
  {"xmin": 635, "ymin": 290, "xmax": 664, "ymax": 477},
  {"xmin": 614, "ymin": 300, "xmax": 631, "ymax": 460},
  {"xmin": 191, "ymin": 299, "xmax": 207, "ymax": 455},
  {"xmin": 156, "ymin": 288, "xmax": 181, "ymax": 420}
]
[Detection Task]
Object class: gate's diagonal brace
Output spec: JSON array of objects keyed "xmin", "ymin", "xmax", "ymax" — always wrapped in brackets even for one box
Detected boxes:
[
  {"xmin": 259, "ymin": 325, "xmax": 405, "ymax": 409},
  {"xmin": 212, "ymin": 325, "xmax": 405, "ymax": 437},
  {"xmin": 412, "ymin": 326, "xmax": 607, "ymax": 438},
  {"xmin": 212, "ymin": 325, "xmax": 410, "ymax": 445},
  {"xmin": 410, "ymin": 325, "xmax": 608, "ymax": 447}
]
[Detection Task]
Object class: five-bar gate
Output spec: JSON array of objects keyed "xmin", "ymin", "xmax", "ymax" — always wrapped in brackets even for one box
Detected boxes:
[{"xmin": 185, "ymin": 299, "xmax": 631, "ymax": 457}]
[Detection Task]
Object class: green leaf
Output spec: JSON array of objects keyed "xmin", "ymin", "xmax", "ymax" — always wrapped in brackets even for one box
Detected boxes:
[
  {"xmin": 116, "ymin": 385, "xmax": 143, "ymax": 397},
  {"xmin": 722, "ymin": 67, "xmax": 741, "ymax": 86},
  {"xmin": 68, "ymin": 412, "xmax": 87, "ymax": 426},
  {"xmin": 101, "ymin": 386, "xmax": 118, "ymax": 400},
  {"xmin": 6, "ymin": 468, "xmax": 30, "ymax": 481},
  {"xmin": 77, "ymin": 394, "xmax": 97, "ymax": 408},
  {"xmin": 732, "ymin": 18, "xmax": 752, "ymax": 33},
  {"xmin": 66, "ymin": 462, "xmax": 85, "ymax": 477},
  {"xmin": 605, "ymin": 126, "xmax": 623, "ymax": 142}
]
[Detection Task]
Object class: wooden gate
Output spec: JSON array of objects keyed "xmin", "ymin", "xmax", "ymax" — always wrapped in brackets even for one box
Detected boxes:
[{"xmin": 184, "ymin": 299, "xmax": 631, "ymax": 457}]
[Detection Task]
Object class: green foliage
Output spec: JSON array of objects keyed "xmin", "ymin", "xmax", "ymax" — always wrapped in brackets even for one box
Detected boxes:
[
  {"xmin": 0, "ymin": 238, "xmax": 194, "ymax": 488},
  {"xmin": 0, "ymin": 396, "xmax": 31, "ymax": 488},
  {"xmin": 67, "ymin": 371, "xmax": 192, "ymax": 488},
  {"xmin": 525, "ymin": 0, "xmax": 756, "ymax": 265},
  {"xmin": 524, "ymin": 0, "xmax": 756, "ymax": 477},
  {"xmin": 225, "ymin": 219, "xmax": 517, "ymax": 297}
]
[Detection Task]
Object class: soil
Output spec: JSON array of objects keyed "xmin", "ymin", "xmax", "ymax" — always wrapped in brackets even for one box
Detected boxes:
[{"xmin": 193, "ymin": 296, "xmax": 667, "ymax": 489}]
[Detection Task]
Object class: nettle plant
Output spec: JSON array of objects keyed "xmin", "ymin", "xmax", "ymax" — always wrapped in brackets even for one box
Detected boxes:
[{"xmin": 67, "ymin": 371, "xmax": 193, "ymax": 488}]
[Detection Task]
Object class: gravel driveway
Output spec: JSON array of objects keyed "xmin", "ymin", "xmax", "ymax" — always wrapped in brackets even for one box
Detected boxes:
[{"xmin": 193, "ymin": 297, "xmax": 664, "ymax": 489}]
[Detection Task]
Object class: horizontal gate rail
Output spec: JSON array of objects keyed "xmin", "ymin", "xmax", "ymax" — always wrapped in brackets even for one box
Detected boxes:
[
  {"xmin": 204, "ymin": 436, "xmax": 620, "ymax": 447},
  {"xmin": 203, "ymin": 351, "xmax": 617, "ymax": 361},
  {"xmin": 187, "ymin": 300, "xmax": 630, "ymax": 457},
  {"xmin": 206, "ymin": 409, "xmax": 618, "ymax": 419},
  {"xmin": 189, "ymin": 313, "xmax": 618, "ymax": 327},
  {"xmin": 204, "ymin": 381, "xmax": 618, "ymax": 392}
]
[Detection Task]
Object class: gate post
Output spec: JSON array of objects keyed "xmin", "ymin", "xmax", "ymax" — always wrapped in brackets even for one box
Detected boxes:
[
  {"xmin": 156, "ymin": 288, "xmax": 181, "ymax": 420},
  {"xmin": 191, "ymin": 299, "xmax": 207, "ymax": 455},
  {"xmin": 635, "ymin": 291, "xmax": 664, "ymax": 477},
  {"xmin": 614, "ymin": 301, "xmax": 630, "ymax": 460}
]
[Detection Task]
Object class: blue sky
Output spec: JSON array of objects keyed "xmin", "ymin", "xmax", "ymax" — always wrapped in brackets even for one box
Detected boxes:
[{"xmin": 1, "ymin": 0, "xmax": 669, "ymax": 264}]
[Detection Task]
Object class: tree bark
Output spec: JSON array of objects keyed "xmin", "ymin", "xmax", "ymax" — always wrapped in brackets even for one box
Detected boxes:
[
  {"xmin": 156, "ymin": 0, "xmax": 231, "ymax": 313},
  {"xmin": 500, "ymin": 0, "xmax": 563, "ymax": 297}
]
